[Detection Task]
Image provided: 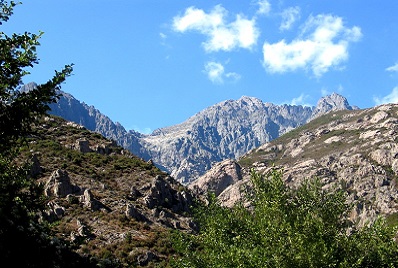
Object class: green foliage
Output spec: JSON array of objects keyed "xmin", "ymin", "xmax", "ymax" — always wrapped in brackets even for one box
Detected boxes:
[
  {"xmin": 0, "ymin": 0, "xmax": 17, "ymax": 24},
  {"xmin": 172, "ymin": 169, "xmax": 398, "ymax": 268},
  {"xmin": 386, "ymin": 213, "xmax": 398, "ymax": 227},
  {"xmin": 0, "ymin": 0, "xmax": 73, "ymax": 154},
  {"xmin": 0, "ymin": 156, "xmax": 43, "ymax": 233},
  {"xmin": 0, "ymin": 1, "xmax": 99, "ymax": 267}
]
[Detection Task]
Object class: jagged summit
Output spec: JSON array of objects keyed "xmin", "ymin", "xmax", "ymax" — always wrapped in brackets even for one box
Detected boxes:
[
  {"xmin": 238, "ymin": 95, "xmax": 263, "ymax": 104},
  {"xmin": 41, "ymin": 84, "xmax": 356, "ymax": 184},
  {"xmin": 312, "ymin": 92, "xmax": 355, "ymax": 119}
]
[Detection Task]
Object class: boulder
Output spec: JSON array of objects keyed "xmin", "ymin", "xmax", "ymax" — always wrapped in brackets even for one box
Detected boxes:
[
  {"xmin": 126, "ymin": 203, "xmax": 147, "ymax": 222},
  {"xmin": 79, "ymin": 189, "xmax": 106, "ymax": 211},
  {"xmin": 75, "ymin": 138, "xmax": 91, "ymax": 153},
  {"xmin": 136, "ymin": 251, "xmax": 159, "ymax": 266},
  {"xmin": 30, "ymin": 153, "xmax": 42, "ymax": 177},
  {"xmin": 42, "ymin": 201, "xmax": 65, "ymax": 222},
  {"xmin": 44, "ymin": 169, "xmax": 79, "ymax": 197},
  {"xmin": 189, "ymin": 159, "xmax": 242, "ymax": 196},
  {"xmin": 143, "ymin": 175, "xmax": 193, "ymax": 213}
]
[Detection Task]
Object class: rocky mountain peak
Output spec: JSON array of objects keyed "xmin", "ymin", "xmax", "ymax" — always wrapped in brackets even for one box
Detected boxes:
[
  {"xmin": 237, "ymin": 95, "xmax": 263, "ymax": 105},
  {"xmin": 19, "ymin": 81, "xmax": 38, "ymax": 92},
  {"xmin": 47, "ymin": 87, "xmax": 357, "ymax": 184},
  {"xmin": 311, "ymin": 92, "xmax": 354, "ymax": 119}
]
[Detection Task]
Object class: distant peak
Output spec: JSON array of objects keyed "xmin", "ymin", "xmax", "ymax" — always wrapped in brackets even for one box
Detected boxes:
[
  {"xmin": 19, "ymin": 82, "xmax": 38, "ymax": 93},
  {"xmin": 311, "ymin": 92, "xmax": 354, "ymax": 120},
  {"xmin": 324, "ymin": 92, "xmax": 345, "ymax": 100},
  {"xmin": 237, "ymin": 96, "xmax": 263, "ymax": 105},
  {"xmin": 239, "ymin": 95, "xmax": 260, "ymax": 100},
  {"xmin": 317, "ymin": 93, "xmax": 351, "ymax": 109}
]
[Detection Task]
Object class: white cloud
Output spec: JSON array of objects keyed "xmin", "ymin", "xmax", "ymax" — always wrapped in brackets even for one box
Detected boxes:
[
  {"xmin": 159, "ymin": 32, "xmax": 168, "ymax": 46},
  {"xmin": 131, "ymin": 126, "xmax": 152, "ymax": 135},
  {"xmin": 386, "ymin": 63, "xmax": 398, "ymax": 72},
  {"xmin": 225, "ymin": 72, "xmax": 241, "ymax": 81},
  {"xmin": 321, "ymin": 88, "xmax": 330, "ymax": 96},
  {"xmin": 289, "ymin": 93, "xmax": 311, "ymax": 106},
  {"xmin": 173, "ymin": 5, "xmax": 224, "ymax": 33},
  {"xmin": 263, "ymin": 14, "xmax": 362, "ymax": 77},
  {"xmin": 374, "ymin": 87, "xmax": 398, "ymax": 105},
  {"xmin": 204, "ymin": 61, "xmax": 241, "ymax": 84},
  {"xmin": 173, "ymin": 5, "xmax": 259, "ymax": 52},
  {"xmin": 232, "ymin": 15, "xmax": 259, "ymax": 48},
  {"xmin": 159, "ymin": 32, "xmax": 167, "ymax": 39},
  {"xmin": 257, "ymin": 0, "xmax": 271, "ymax": 15},
  {"xmin": 280, "ymin": 6, "xmax": 300, "ymax": 31},
  {"xmin": 204, "ymin": 61, "xmax": 224, "ymax": 83}
]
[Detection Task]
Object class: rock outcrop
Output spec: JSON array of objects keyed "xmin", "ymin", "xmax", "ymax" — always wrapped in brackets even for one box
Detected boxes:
[
  {"xmin": 142, "ymin": 175, "xmax": 193, "ymax": 214},
  {"xmin": 189, "ymin": 159, "xmax": 242, "ymax": 196},
  {"xmin": 44, "ymin": 169, "xmax": 80, "ymax": 198},
  {"xmin": 42, "ymin": 201, "xmax": 66, "ymax": 222},
  {"xmin": 80, "ymin": 189, "xmax": 107, "ymax": 211}
]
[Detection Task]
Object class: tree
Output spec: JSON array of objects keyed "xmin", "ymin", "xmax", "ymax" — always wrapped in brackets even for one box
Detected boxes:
[
  {"xmin": 0, "ymin": 0, "xmax": 73, "ymax": 154},
  {"xmin": 0, "ymin": 1, "xmax": 98, "ymax": 267},
  {"xmin": 172, "ymin": 169, "xmax": 398, "ymax": 267}
]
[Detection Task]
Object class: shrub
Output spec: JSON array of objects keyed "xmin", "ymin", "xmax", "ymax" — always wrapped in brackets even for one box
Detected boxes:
[{"xmin": 172, "ymin": 169, "xmax": 398, "ymax": 267}]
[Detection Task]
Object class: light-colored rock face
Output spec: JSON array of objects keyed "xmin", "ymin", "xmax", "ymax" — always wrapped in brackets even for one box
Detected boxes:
[
  {"xmin": 141, "ymin": 94, "xmax": 352, "ymax": 184},
  {"xmin": 212, "ymin": 104, "xmax": 398, "ymax": 226},
  {"xmin": 44, "ymin": 169, "xmax": 80, "ymax": 198},
  {"xmin": 311, "ymin": 92, "xmax": 355, "ymax": 120},
  {"xmin": 44, "ymin": 83, "xmax": 354, "ymax": 184},
  {"xmin": 188, "ymin": 159, "xmax": 242, "ymax": 196}
]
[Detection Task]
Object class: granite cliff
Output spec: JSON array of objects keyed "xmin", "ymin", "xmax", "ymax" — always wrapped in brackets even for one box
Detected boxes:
[{"xmin": 142, "ymin": 93, "xmax": 354, "ymax": 183}]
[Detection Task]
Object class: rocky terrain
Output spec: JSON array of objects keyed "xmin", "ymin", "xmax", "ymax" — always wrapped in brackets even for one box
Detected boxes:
[
  {"xmin": 16, "ymin": 85, "xmax": 398, "ymax": 265},
  {"xmin": 40, "ymin": 79, "xmax": 356, "ymax": 184},
  {"xmin": 195, "ymin": 104, "xmax": 398, "ymax": 227},
  {"xmin": 21, "ymin": 115, "xmax": 195, "ymax": 266}
]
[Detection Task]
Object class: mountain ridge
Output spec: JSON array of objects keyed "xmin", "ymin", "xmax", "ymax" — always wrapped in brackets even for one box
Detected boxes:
[{"xmin": 20, "ymin": 82, "xmax": 356, "ymax": 183}]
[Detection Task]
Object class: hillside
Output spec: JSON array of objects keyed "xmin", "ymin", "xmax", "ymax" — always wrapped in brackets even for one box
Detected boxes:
[
  {"xmin": 20, "ymin": 115, "xmax": 194, "ymax": 267},
  {"xmin": 193, "ymin": 104, "xmax": 398, "ymax": 227}
]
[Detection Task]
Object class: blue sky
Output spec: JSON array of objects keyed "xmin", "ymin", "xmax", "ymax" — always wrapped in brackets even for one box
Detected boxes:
[{"xmin": 3, "ymin": 0, "xmax": 398, "ymax": 134}]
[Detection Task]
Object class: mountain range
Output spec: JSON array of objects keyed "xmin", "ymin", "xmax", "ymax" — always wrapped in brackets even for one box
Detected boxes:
[{"xmin": 36, "ymin": 81, "xmax": 357, "ymax": 184}]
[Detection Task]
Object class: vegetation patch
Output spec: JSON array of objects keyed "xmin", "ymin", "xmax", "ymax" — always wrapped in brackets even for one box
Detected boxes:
[{"xmin": 172, "ymin": 169, "xmax": 398, "ymax": 267}]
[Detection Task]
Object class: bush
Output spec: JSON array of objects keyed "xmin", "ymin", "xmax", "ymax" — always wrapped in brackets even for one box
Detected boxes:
[{"xmin": 172, "ymin": 169, "xmax": 398, "ymax": 268}]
